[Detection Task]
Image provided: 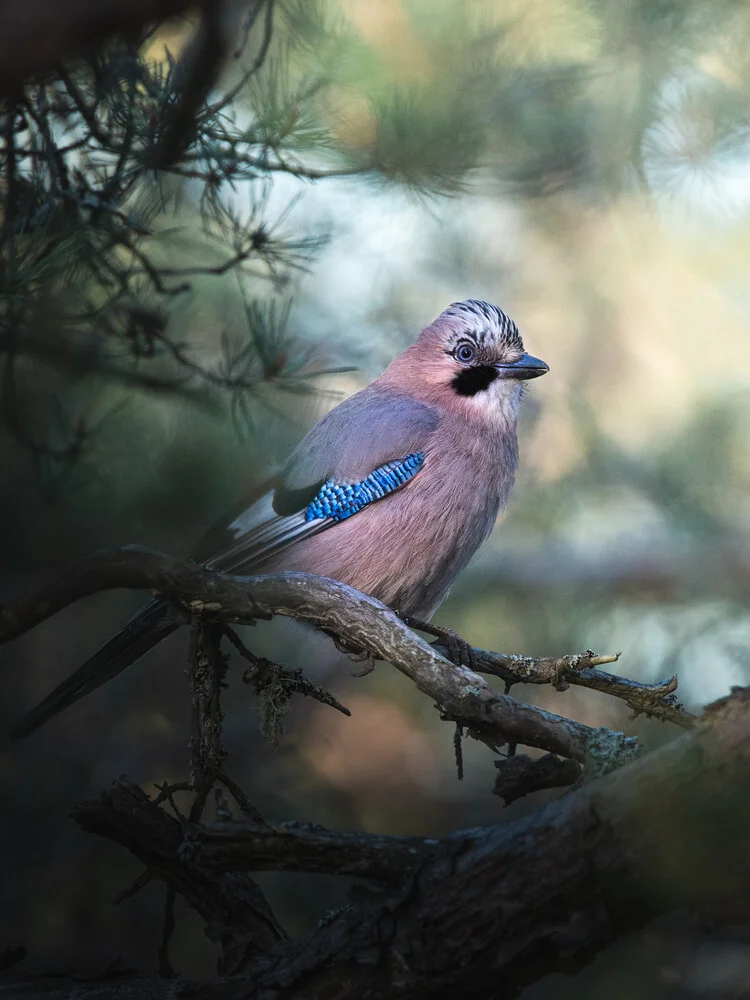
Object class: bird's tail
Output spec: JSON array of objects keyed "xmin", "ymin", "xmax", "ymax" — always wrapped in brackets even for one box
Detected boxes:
[{"xmin": 11, "ymin": 599, "xmax": 179, "ymax": 739}]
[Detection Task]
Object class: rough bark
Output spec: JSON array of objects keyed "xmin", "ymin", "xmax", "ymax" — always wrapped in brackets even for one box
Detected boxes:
[
  {"xmin": 75, "ymin": 780, "xmax": 440, "ymax": 883},
  {"xmin": 5, "ymin": 688, "xmax": 750, "ymax": 1000},
  {"xmin": 492, "ymin": 752, "xmax": 582, "ymax": 804},
  {"xmin": 468, "ymin": 646, "xmax": 694, "ymax": 728},
  {"xmin": 73, "ymin": 782, "xmax": 287, "ymax": 976}
]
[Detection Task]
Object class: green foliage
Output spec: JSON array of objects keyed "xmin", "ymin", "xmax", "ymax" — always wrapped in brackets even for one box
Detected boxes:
[
  {"xmin": 366, "ymin": 85, "xmax": 486, "ymax": 195},
  {"xmin": 0, "ymin": 21, "xmax": 344, "ymax": 488},
  {"xmin": 0, "ymin": 10, "xmax": 358, "ymax": 490}
]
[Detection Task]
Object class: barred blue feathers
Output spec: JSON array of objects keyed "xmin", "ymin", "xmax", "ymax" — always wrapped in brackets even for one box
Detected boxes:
[{"xmin": 305, "ymin": 452, "xmax": 425, "ymax": 523}]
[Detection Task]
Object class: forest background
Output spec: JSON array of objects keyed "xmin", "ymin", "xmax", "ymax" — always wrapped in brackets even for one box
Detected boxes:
[{"xmin": 2, "ymin": 1, "xmax": 750, "ymax": 996}]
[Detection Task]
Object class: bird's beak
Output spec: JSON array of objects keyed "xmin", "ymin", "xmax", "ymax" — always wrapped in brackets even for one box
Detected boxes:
[{"xmin": 495, "ymin": 353, "xmax": 549, "ymax": 380}]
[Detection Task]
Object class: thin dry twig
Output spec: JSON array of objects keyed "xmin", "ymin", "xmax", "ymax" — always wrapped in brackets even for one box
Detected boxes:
[
  {"xmin": 112, "ymin": 868, "xmax": 154, "ymax": 905},
  {"xmin": 186, "ymin": 619, "xmax": 228, "ymax": 821},
  {"xmin": 153, "ymin": 780, "xmax": 192, "ymax": 819},
  {"xmin": 463, "ymin": 645, "xmax": 695, "ymax": 729},
  {"xmin": 217, "ymin": 771, "xmax": 265, "ymax": 824},
  {"xmin": 223, "ymin": 624, "xmax": 351, "ymax": 717}
]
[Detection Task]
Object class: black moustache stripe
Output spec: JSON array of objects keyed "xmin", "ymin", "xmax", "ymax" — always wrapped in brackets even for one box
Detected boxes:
[{"xmin": 451, "ymin": 365, "xmax": 498, "ymax": 396}]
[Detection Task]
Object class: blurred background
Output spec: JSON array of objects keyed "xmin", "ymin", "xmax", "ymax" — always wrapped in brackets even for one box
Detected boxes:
[{"xmin": 2, "ymin": 0, "xmax": 750, "ymax": 995}]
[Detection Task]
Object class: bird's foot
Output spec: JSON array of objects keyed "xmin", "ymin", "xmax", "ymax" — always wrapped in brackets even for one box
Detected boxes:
[
  {"xmin": 350, "ymin": 655, "xmax": 376, "ymax": 678},
  {"xmin": 402, "ymin": 616, "xmax": 477, "ymax": 670},
  {"xmin": 329, "ymin": 632, "xmax": 377, "ymax": 677}
]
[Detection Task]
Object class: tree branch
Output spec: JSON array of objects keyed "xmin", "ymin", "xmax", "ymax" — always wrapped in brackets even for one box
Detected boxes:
[
  {"xmin": 191, "ymin": 820, "xmax": 437, "ymax": 882},
  {"xmin": 77, "ymin": 779, "xmax": 438, "ymax": 883},
  {"xmin": 73, "ymin": 780, "xmax": 287, "ymax": 976},
  {"xmin": 2, "ymin": 545, "xmax": 634, "ymax": 763},
  {"xmin": 150, "ymin": 4, "xmax": 228, "ymax": 169},
  {"xmin": 463, "ymin": 646, "xmax": 696, "ymax": 729},
  {"xmin": 225, "ymin": 624, "xmax": 351, "ymax": 718},
  {"xmin": 8, "ymin": 688, "xmax": 750, "ymax": 1000},
  {"xmin": 492, "ymin": 752, "xmax": 582, "ymax": 804}
]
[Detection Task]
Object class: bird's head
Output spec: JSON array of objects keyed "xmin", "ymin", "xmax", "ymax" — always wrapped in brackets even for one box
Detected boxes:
[{"xmin": 384, "ymin": 299, "xmax": 548, "ymax": 422}]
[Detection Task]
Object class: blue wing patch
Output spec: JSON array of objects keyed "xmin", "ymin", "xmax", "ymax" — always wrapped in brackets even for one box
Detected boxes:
[{"xmin": 305, "ymin": 452, "xmax": 424, "ymax": 523}]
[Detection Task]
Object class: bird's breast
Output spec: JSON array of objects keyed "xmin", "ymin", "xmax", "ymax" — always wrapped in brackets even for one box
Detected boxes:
[{"xmin": 266, "ymin": 424, "xmax": 517, "ymax": 619}]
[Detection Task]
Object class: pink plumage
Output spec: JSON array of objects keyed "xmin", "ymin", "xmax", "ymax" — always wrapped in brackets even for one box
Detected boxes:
[{"xmin": 13, "ymin": 300, "xmax": 548, "ymax": 738}]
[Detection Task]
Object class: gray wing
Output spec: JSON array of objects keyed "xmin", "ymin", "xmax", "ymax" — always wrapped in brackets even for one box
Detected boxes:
[
  {"xmin": 11, "ymin": 387, "xmax": 436, "ymax": 739},
  {"xmin": 204, "ymin": 385, "xmax": 438, "ymax": 574}
]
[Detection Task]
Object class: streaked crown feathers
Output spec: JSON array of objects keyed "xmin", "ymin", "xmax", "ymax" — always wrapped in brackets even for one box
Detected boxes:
[{"xmin": 441, "ymin": 299, "xmax": 523, "ymax": 353}]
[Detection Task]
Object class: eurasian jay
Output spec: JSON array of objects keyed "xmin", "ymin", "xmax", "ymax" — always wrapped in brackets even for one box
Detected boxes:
[{"xmin": 13, "ymin": 299, "xmax": 548, "ymax": 737}]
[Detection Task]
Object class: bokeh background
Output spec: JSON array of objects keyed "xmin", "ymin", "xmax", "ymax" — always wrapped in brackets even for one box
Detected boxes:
[{"xmin": 2, "ymin": 0, "xmax": 750, "ymax": 995}]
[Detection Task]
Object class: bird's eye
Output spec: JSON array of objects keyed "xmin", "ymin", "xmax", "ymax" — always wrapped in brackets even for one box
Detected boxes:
[{"xmin": 456, "ymin": 343, "xmax": 475, "ymax": 364}]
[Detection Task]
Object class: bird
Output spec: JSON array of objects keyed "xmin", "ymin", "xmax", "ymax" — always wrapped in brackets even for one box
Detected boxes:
[{"xmin": 12, "ymin": 299, "xmax": 548, "ymax": 738}]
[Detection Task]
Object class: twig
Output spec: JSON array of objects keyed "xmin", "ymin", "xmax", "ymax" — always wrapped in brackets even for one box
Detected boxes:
[
  {"xmin": 24, "ymin": 88, "xmax": 70, "ymax": 192},
  {"xmin": 113, "ymin": 868, "xmax": 154, "ymax": 905},
  {"xmin": 57, "ymin": 66, "xmax": 111, "ymax": 147},
  {"xmin": 234, "ymin": 0, "xmax": 264, "ymax": 59},
  {"xmin": 186, "ymin": 620, "xmax": 228, "ymax": 821},
  {"xmin": 463, "ymin": 645, "xmax": 696, "ymax": 729},
  {"xmin": 1, "ymin": 101, "xmax": 18, "ymax": 246},
  {"xmin": 493, "ymin": 753, "xmax": 582, "ymax": 805},
  {"xmin": 578, "ymin": 666, "xmax": 692, "ymax": 726},
  {"xmin": 453, "ymin": 724, "xmax": 464, "ymax": 780},
  {"xmin": 153, "ymin": 780, "xmax": 192, "ymax": 819},
  {"xmin": 167, "ymin": 156, "xmax": 369, "ymax": 181},
  {"xmin": 138, "ymin": 242, "xmax": 269, "ymax": 279},
  {"xmin": 113, "ymin": 232, "xmax": 192, "ymax": 296},
  {"xmin": 217, "ymin": 770, "xmax": 265, "ymax": 824},
  {"xmin": 188, "ymin": 814, "xmax": 439, "ymax": 882},
  {"xmin": 224, "ymin": 623, "xmax": 351, "ymax": 717},
  {"xmin": 182, "ymin": 615, "xmax": 267, "ymax": 828},
  {"xmin": 207, "ymin": 0, "xmax": 275, "ymax": 116},
  {"xmin": 151, "ymin": 4, "xmax": 227, "ymax": 169}
]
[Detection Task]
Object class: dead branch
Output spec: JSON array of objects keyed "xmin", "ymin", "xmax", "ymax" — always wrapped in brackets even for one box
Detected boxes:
[
  {"xmin": 224, "ymin": 624, "xmax": 351, "ymax": 718},
  {"xmin": 492, "ymin": 752, "xmax": 582, "ymax": 804},
  {"xmin": 192, "ymin": 821, "xmax": 436, "ymax": 882},
  {"xmin": 2, "ymin": 545, "xmax": 634, "ymax": 763},
  {"xmin": 185, "ymin": 619, "xmax": 230, "ymax": 821},
  {"xmin": 76, "ymin": 779, "xmax": 438, "ymax": 883},
  {"xmin": 465, "ymin": 646, "xmax": 696, "ymax": 729},
  {"xmin": 7, "ymin": 688, "xmax": 750, "ymax": 1000},
  {"xmin": 72, "ymin": 780, "xmax": 287, "ymax": 976}
]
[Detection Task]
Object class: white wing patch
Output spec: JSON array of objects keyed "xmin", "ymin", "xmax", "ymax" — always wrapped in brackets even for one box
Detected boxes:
[{"xmin": 205, "ymin": 493, "xmax": 332, "ymax": 575}]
